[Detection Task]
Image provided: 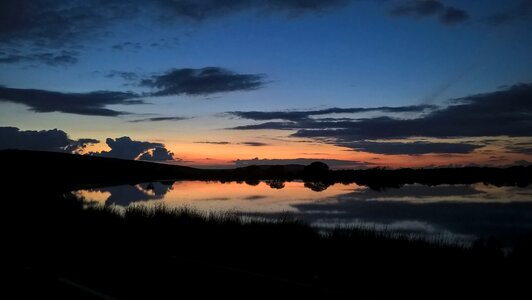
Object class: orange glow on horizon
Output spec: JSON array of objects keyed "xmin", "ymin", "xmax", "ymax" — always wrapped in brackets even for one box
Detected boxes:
[{"xmin": 76, "ymin": 132, "xmax": 532, "ymax": 169}]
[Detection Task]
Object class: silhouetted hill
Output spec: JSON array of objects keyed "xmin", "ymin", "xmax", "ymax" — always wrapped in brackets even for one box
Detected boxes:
[{"xmin": 0, "ymin": 149, "xmax": 202, "ymax": 189}]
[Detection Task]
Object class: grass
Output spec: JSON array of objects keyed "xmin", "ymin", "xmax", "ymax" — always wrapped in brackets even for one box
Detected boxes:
[{"xmin": 5, "ymin": 190, "xmax": 532, "ymax": 299}]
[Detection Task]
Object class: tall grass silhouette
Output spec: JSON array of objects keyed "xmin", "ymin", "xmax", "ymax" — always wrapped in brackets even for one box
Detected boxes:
[{"xmin": 6, "ymin": 189, "xmax": 531, "ymax": 298}]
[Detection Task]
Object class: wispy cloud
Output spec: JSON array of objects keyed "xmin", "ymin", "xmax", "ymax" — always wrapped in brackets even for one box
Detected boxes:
[
  {"xmin": 0, "ymin": 50, "xmax": 78, "ymax": 66},
  {"xmin": 227, "ymin": 105, "xmax": 436, "ymax": 122},
  {"xmin": 129, "ymin": 116, "xmax": 190, "ymax": 123},
  {"xmin": 195, "ymin": 141, "xmax": 269, "ymax": 146}
]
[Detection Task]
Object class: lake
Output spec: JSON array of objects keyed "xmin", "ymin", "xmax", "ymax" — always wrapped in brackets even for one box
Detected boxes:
[{"xmin": 76, "ymin": 180, "xmax": 532, "ymax": 245}]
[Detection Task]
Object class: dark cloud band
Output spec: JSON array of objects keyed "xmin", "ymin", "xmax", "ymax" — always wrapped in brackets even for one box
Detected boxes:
[
  {"xmin": 129, "ymin": 117, "xmax": 190, "ymax": 123},
  {"xmin": 229, "ymin": 83, "xmax": 532, "ymax": 155},
  {"xmin": 141, "ymin": 67, "xmax": 266, "ymax": 96},
  {"xmin": 0, "ymin": 86, "xmax": 141, "ymax": 116},
  {"xmin": 227, "ymin": 105, "xmax": 436, "ymax": 122},
  {"xmin": 0, "ymin": 50, "xmax": 78, "ymax": 66}
]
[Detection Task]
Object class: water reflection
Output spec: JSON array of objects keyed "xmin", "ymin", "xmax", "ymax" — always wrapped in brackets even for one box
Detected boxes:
[
  {"xmin": 78, "ymin": 181, "xmax": 174, "ymax": 206},
  {"xmin": 292, "ymin": 196, "xmax": 532, "ymax": 245},
  {"xmin": 78, "ymin": 181, "xmax": 356, "ymax": 212},
  {"xmin": 77, "ymin": 181, "xmax": 532, "ymax": 244},
  {"xmin": 304, "ymin": 181, "xmax": 333, "ymax": 192}
]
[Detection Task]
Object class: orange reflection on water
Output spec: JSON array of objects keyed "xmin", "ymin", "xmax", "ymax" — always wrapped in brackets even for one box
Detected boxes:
[
  {"xmin": 79, "ymin": 189, "xmax": 112, "ymax": 203},
  {"xmin": 78, "ymin": 181, "xmax": 363, "ymax": 213}
]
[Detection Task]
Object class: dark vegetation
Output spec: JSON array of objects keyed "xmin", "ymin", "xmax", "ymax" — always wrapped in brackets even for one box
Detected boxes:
[
  {"xmin": 5, "ymin": 191, "xmax": 531, "ymax": 299},
  {"xmin": 3, "ymin": 149, "xmax": 532, "ymax": 298}
]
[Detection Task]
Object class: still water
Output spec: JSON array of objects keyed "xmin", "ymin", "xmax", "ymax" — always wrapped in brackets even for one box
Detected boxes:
[{"xmin": 77, "ymin": 181, "xmax": 532, "ymax": 244}]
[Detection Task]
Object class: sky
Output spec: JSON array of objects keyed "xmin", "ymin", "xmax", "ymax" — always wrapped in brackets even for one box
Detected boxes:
[{"xmin": 1, "ymin": 0, "xmax": 532, "ymax": 168}]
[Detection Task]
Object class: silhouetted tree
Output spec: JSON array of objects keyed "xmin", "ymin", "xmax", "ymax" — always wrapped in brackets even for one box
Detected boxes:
[
  {"xmin": 303, "ymin": 161, "xmax": 329, "ymax": 178},
  {"xmin": 267, "ymin": 165, "xmax": 286, "ymax": 177},
  {"xmin": 245, "ymin": 179, "xmax": 260, "ymax": 186},
  {"xmin": 265, "ymin": 179, "xmax": 285, "ymax": 189},
  {"xmin": 304, "ymin": 181, "xmax": 332, "ymax": 192},
  {"xmin": 245, "ymin": 165, "xmax": 261, "ymax": 177}
]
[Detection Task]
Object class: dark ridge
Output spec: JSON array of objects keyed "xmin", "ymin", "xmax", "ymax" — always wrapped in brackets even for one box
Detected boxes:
[{"xmin": 0, "ymin": 149, "xmax": 201, "ymax": 189}]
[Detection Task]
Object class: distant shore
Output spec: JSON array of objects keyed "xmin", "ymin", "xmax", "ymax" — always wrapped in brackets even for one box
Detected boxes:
[{"xmin": 3, "ymin": 149, "xmax": 532, "ymax": 191}]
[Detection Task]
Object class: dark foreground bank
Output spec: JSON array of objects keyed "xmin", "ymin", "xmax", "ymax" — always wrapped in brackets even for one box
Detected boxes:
[{"xmin": 5, "ymin": 189, "xmax": 532, "ymax": 299}]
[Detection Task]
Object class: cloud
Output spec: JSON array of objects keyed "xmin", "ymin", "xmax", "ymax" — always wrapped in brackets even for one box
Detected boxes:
[
  {"xmin": 157, "ymin": 0, "xmax": 350, "ymax": 21},
  {"xmin": 195, "ymin": 141, "xmax": 232, "ymax": 145},
  {"xmin": 194, "ymin": 141, "xmax": 268, "ymax": 146},
  {"xmin": 0, "ymin": 0, "xmax": 135, "ymax": 47},
  {"xmin": 234, "ymin": 157, "xmax": 370, "ymax": 169},
  {"xmin": 242, "ymin": 142, "xmax": 269, "ymax": 147},
  {"xmin": 91, "ymin": 136, "xmax": 174, "ymax": 161},
  {"xmin": 0, "ymin": 126, "xmax": 177, "ymax": 161},
  {"xmin": 390, "ymin": 0, "xmax": 468, "ymax": 25},
  {"xmin": 227, "ymin": 105, "xmax": 436, "ymax": 122},
  {"xmin": 390, "ymin": 0, "xmax": 444, "ymax": 17},
  {"xmin": 289, "ymin": 83, "xmax": 532, "ymax": 139},
  {"xmin": 515, "ymin": 160, "xmax": 532, "ymax": 166},
  {"xmin": 129, "ymin": 116, "xmax": 190, "ymax": 123},
  {"xmin": 110, "ymin": 42, "xmax": 142, "ymax": 51},
  {"xmin": 105, "ymin": 71, "xmax": 140, "ymax": 82},
  {"xmin": 231, "ymin": 121, "xmax": 300, "ymax": 130},
  {"xmin": 342, "ymin": 141, "xmax": 483, "ymax": 155},
  {"xmin": 0, "ymin": 0, "xmax": 351, "ymax": 66},
  {"xmin": 506, "ymin": 144, "xmax": 532, "ymax": 155},
  {"xmin": 65, "ymin": 138, "xmax": 100, "ymax": 154},
  {"xmin": 485, "ymin": 0, "xmax": 532, "ymax": 26},
  {"xmin": 0, "ymin": 126, "xmax": 98, "ymax": 153},
  {"xmin": 439, "ymin": 7, "xmax": 469, "ymax": 25},
  {"xmin": 140, "ymin": 67, "xmax": 266, "ymax": 96},
  {"xmin": 0, "ymin": 86, "xmax": 142, "ymax": 116},
  {"xmin": 138, "ymin": 147, "xmax": 175, "ymax": 161},
  {"xmin": 0, "ymin": 50, "xmax": 78, "ymax": 66},
  {"xmin": 95, "ymin": 183, "xmax": 174, "ymax": 206},
  {"xmin": 229, "ymin": 83, "xmax": 532, "ymax": 155},
  {"xmin": 0, "ymin": 0, "xmax": 476, "ymax": 67},
  {"xmin": 0, "ymin": 0, "xmax": 141, "ymax": 66}
]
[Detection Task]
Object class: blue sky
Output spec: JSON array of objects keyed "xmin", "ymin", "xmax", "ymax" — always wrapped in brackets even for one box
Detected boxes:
[{"xmin": 1, "ymin": 0, "xmax": 532, "ymax": 168}]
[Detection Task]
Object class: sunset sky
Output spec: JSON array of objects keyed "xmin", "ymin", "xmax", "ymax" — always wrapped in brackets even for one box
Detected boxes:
[{"xmin": 1, "ymin": 0, "xmax": 531, "ymax": 168}]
